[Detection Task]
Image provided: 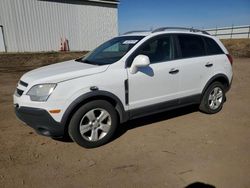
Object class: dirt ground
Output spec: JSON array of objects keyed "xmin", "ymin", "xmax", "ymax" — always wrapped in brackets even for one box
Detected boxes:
[{"xmin": 0, "ymin": 57, "xmax": 249, "ymax": 188}]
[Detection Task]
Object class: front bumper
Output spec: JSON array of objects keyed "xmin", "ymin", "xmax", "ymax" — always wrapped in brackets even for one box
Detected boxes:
[{"xmin": 15, "ymin": 106, "xmax": 65, "ymax": 137}]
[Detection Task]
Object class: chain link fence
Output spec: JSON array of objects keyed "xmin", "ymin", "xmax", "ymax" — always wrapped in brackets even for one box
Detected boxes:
[{"xmin": 205, "ymin": 25, "xmax": 250, "ymax": 39}]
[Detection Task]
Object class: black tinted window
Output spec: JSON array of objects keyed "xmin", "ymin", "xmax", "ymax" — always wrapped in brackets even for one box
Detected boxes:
[
  {"xmin": 178, "ymin": 34, "xmax": 205, "ymax": 58},
  {"xmin": 132, "ymin": 36, "xmax": 173, "ymax": 64},
  {"xmin": 204, "ymin": 37, "xmax": 224, "ymax": 55}
]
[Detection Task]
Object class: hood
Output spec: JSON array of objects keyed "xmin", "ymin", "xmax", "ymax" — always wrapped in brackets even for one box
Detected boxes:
[{"xmin": 21, "ymin": 60, "xmax": 109, "ymax": 84}]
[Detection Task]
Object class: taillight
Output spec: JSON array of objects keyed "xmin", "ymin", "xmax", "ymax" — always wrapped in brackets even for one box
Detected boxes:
[{"xmin": 226, "ymin": 54, "xmax": 233, "ymax": 65}]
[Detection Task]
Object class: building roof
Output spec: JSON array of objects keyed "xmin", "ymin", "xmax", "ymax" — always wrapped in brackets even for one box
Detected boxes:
[{"xmin": 86, "ymin": 0, "xmax": 119, "ymax": 4}]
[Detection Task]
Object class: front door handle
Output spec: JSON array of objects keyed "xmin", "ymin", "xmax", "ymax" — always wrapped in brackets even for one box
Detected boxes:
[
  {"xmin": 169, "ymin": 68, "xmax": 179, "ymax": 74},
  {"xmin": 205, "ymin": 62, "xmax": 213, "ymax": 67}
]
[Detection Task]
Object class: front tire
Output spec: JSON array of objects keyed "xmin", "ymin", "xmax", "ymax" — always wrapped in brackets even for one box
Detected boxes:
[
  {"xmin": 199, "ymin": 82, "xmax": 226, "ymax": 114},
  {"xmin": 68, "ymin": 100, "xmax": 118, "ymax": 148}
]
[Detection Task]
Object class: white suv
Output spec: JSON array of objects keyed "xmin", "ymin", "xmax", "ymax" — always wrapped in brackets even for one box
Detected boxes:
[{"xmin": 14, "ymin": 27, "xmax": 233, "ymax": 148}]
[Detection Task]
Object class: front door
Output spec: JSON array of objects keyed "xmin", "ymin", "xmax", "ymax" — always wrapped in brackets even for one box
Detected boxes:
[{"xmin": 127, "ymin": 35, "xmax": 181, "ymax": 110}]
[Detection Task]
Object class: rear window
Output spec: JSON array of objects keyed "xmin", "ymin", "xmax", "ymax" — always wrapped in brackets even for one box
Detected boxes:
[
  {"xmin": 204, "ymin": 37, "xmax": 224, "ymax": 55},
  {"xmin": 178, "ymin": 34, "xmax": 206, "ymax": 58}
]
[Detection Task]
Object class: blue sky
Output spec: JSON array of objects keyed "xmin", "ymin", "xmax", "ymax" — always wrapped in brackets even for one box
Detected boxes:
[{"xmin": 118, "ymin": 0, "xmax": 250, "ymax": 33}]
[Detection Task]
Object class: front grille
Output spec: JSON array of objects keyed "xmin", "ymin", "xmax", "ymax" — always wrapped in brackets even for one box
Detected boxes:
[
  {"xmin": 16, "ymin": 88, "xmax": 24, "ymax": 96},
  {"xmin": 19, "ymin": 80, "xmax": 28, "ymax": 87}
]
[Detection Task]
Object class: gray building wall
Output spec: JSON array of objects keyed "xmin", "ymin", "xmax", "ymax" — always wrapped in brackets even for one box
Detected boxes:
[{"xmin": 0, "ymin": 0, "xmax": 118, "ymax": 52}]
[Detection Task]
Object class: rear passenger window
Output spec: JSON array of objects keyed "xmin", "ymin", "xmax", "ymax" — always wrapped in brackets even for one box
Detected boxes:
[
  {"xmin": 178, "ymin": 34, "xmax": 205, "ymax": 58},
  {"xmin": 204, "ymin": 37, "xmax": 224, "ymax": 55}
]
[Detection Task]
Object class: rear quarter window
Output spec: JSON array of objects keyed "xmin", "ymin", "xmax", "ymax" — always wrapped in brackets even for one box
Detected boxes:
[
  {"xmin": 177, "ymin": 34, "xmax": 206, "ymax": 58},
  {"xmin": 203, "ymin": 37, "xmax": 224, "ymax": 55}
]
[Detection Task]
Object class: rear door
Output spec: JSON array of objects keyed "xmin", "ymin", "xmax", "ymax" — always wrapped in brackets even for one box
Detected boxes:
[
  {"xmin": 203, "ymin": 36, "xmax": 230, "ymax": 78},
  {"xmin": 175, "ymin": 34, "xmax": 214, "ymax": 98}
]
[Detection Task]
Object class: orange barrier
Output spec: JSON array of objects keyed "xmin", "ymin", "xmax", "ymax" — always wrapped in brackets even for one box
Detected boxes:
[{"xmin": 59, "ymin": 37, "xmax": 69, "ymax": 51}]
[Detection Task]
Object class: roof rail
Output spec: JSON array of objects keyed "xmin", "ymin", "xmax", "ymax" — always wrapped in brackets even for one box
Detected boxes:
[
  {"xmin": 152, "ymin": 27, "xmax": 210, "ymax": 35},
  {"xmin": 123, "ymin": 30, "xmax": 151, "ymax": 35}
]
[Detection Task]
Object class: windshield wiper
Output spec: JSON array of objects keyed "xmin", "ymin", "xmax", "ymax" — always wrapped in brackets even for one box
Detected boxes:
[
  {"xmin": 75, "ymin": 58, "xmax": 84, "ymax": 62},
  {"xmin": 83, "ymin": 59, "xmax": 100, "ymax": 65},
  {"xmin": 76, "ymin": 58, "xmax": 107, "ymax": 66},
  {"xmin": 78, "ymin": 59, "xmax": 102, "ymax": 66}
]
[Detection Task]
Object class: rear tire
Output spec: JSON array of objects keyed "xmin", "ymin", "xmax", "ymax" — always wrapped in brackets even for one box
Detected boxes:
[
  {"xmin": 199, "ymin": 82, "xmax": 226, "ymax": 114},
  {"xmin": 68, "ymin": 100, "xmax": 118, "ymax": 148}
]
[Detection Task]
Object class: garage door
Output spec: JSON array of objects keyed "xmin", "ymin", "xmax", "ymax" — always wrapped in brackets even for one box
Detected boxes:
[{"xmin": 0, "ymin": 26, "xmax": 6, "ymax": 52}]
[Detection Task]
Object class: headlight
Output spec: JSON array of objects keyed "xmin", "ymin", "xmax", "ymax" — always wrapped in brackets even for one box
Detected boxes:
[{"xmin": 27, "ymin": 84, "xmax": 57, "ymax": 102}]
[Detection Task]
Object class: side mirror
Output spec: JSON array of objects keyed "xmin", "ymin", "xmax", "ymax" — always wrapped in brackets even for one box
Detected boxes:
[{"xmin": 130, "ymin": 55, "xmax": 150, "ymax": 74}]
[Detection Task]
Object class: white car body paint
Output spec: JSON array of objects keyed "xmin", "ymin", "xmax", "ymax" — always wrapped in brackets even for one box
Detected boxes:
[{"xmin": 14, "ymin": 30, "xmax": 233, "ymax": 124}]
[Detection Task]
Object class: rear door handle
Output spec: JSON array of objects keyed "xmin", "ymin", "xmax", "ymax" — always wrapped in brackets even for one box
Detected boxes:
[
  {"xmin": 169, "ymin": 68, "xmax": 179, "ymax": 74},
  {"xmin": 205, "ymin": 62, "xmax": 213, "ymax": 67}
]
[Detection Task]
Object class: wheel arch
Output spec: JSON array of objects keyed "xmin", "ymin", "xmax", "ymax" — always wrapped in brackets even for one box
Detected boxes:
[
  {"xmin": 202, "ymin": 74, "xmax": 230, "ymax": 96},
  {"xmin": 61, "ymin": 90, "xmax": 128, "ymax": 134}
]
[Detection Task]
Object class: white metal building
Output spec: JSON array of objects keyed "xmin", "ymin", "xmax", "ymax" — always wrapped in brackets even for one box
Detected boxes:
[{"xmin": 0, "ymin": 0, "xmax": 119, "ymax": 52}]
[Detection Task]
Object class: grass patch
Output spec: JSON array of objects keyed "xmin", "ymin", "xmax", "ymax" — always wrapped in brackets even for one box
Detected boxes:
[
  {"xmin": 222, "ymin": 39, "xmax": 250, "ymax": 58},
  {"xmin": 0, "ymin": 51, "xmax": 87, "ymax": 72}
]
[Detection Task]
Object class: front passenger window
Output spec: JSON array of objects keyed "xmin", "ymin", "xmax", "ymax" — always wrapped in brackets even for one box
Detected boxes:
[{"xmin": 135, "ymin": 36, "xmax": 173, "ymax": 64}]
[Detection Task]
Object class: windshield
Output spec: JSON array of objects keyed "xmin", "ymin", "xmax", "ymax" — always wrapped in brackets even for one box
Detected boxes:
[{"xmin": 77, "ymin": 36, "xmax": 145, "ymax": 65}]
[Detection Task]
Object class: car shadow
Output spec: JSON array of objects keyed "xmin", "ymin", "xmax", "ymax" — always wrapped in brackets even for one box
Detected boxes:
[
  {"xmin": 112, "ymin": 104, "xmax": 199, "ymax": 141},
  {"xmin": 54, "ymin": 104, "xmax": 199, "ymax": 144},
  {"xmin": 52, "ymin": 135, "xmax": 73, "ymax": 143},
  {"xmin": 185, "ymin": 182, "xmax": 216, "ymax": 188}
]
